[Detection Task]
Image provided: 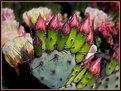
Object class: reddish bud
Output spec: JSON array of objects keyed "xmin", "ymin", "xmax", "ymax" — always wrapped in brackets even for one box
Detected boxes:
[
  {"xmin": 62, "ymin": 21, "xmax": 70, "ymax": 35},
  {"xmin": 89, "ymin": 58, "xmax": 101, "ymax": 76},
  {"xmin": 87, "ymin": 30, "xmax": 94, "ymax": 44},
  {"xmin": 48, "ymin": 14, "xmax": 61, "ymax": 30},
  {"xmin": 69, "ymin": 13, "xmax": 79, "ymax": 28},
  {"xmin": 35, "ymin": 16, "xmax": 46, "ymax": 32},
  {"xmin": 79, "ymin": 18, "xmax": 90, "ymax": 35},
  {"xmin": 33, "ymin": 36, "xmax": 42, "ymax": 46}
]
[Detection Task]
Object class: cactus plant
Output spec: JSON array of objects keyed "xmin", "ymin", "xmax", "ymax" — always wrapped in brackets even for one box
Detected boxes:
[{"xmin": 2, "ymin": 4, "xmax": 119, "ymax": 90}]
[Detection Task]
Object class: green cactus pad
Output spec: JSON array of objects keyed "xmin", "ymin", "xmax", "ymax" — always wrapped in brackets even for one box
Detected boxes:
[
  {"xmin": 36, "ymin": 31, "xmax": 46, "ymax": 50},
  {"xmin": 57, "ymin": 33, "xmax": 69, "ymax": 51},
  {"xmin": 71, "ymin": 33, "xmax": 86, "ymax": 53},
  {"xmin": 46, "ymin": 29, "xmax": 58, "ymax": 51},
  {"xmin": 73, "ymin": 67, "xmax": 88, "ymax": 83},
  {"xmin": 65, "ymin": 28, "xmax": 77, "ymax": 49},
  {"xmin": 75, "ymin": 43, "xmax": 91, "ymax": 63},
  {"xmin": 76, "ymin": 72, "xmax": 95, "ymax": 89},
  {"xmin": 65, "ymin": 65, "xmax": 82, "ymax": 85}
]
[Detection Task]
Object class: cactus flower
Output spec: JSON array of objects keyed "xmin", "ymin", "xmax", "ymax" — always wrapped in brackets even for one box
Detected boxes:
[
  {"xmin": 2, "ymin": 8, "xmax": 15, "ymax": 21},
  {"xmin": 98, "ymin": 20, "xmax": 113, "ymax": 38},
  {"xmin": 23, "ymin": 13, "xmax": 32, "ymax": 27},
  {"xmin": 2, "ymin": 8, "xmax": 34, "ymax": 68},
  {"xmin": 23, "ymin": 7, "xmax": 52, "ymax": 27},
  {"xmin": 2, "ymin": 8, "xmax": 19, "ymax": 47},
  {"xmin": 89, "ymin": 58, "xmax": 102, "ymax": 76}
]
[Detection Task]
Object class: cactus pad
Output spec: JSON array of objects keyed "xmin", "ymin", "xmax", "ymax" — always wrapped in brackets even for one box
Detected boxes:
[{"xmin": 30, "ymin": 50, "xmax": 76, "ymax": 89}]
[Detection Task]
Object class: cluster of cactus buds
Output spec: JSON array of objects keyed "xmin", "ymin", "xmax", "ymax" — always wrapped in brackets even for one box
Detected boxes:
[{"xmin": 23, "ymin": 9, "xmax": 94, "ymax": 62}]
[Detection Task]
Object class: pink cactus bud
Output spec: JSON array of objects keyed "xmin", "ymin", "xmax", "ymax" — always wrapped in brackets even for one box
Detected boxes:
[
  {"xmin": 79, "ymin": 18, "xmax": 90, "ymax": 35},
  {"xmin": 62, "ymin": 21, "xmax": 70, "ymax": 35},
  {"xmin": 48, "ymin": 14, "xmax": 61, "ymax": 30},
  {"xmin": 35, "ymin": 16, "xmax": 46, "ymax": 32},
  {"xmin": 69, "ymin": 13, "xmax": 79, "ymax": 28},
  {"xmin": 87, "ymin": 30, "xmax": 94, "ymax": 44},
  {"xmin": 46, "ymin": 14, "xmax": 52, "ymax": 23},
  {"xmin": 89, "ymin": 57, "xmax": 101, "ymax": 75}
]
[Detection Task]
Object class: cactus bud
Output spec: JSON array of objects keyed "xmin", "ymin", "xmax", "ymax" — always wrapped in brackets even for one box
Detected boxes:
[
  {"xmin": 34, "ymin": 15, "xmax": 46, "ymax": 32},
  {"xmin": 48, "ymin": 14, "xmax": 61, "ymax": 30},
  {"xmin": 87, "ymin": 30, "xmax": 94, "ymax": 44},
  {"xmin": 69, "ymin": 13, "xmax": 79, "ymax": 28},
  {"xmin": 33, "ymin": 36, "xmax": 42, "ymax": 57},
  {"xmin": 89, "ymin": 57, "xmax": 101, "ymax": 76},
  {"xmin": 62, "ymin": 21, "xmax": 70, "ymax": 35},
  {"xmin": 33, "ymin": 36, "xmax": 42, "ymax": 46},
  {"xmin": 79, "ymin": 18, "xmax": 90, "ymax": 35}
]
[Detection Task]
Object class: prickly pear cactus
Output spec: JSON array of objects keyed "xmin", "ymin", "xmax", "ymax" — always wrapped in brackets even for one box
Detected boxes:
[
  {"xmin": 30, "ymin": 50, "xmax": 76, "ymax": 89},
  {"xmin": 2, "ymin": 4, "xmax": 119, "ymax": 90}
]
